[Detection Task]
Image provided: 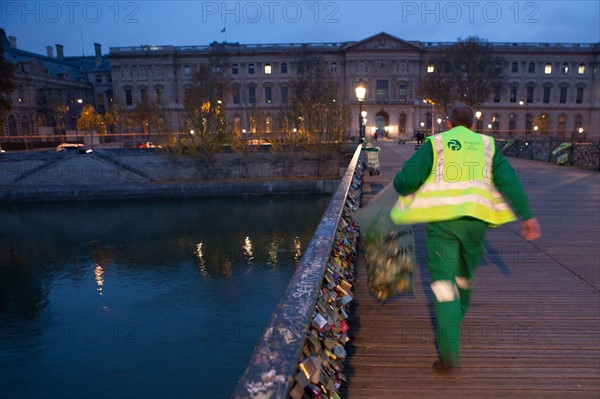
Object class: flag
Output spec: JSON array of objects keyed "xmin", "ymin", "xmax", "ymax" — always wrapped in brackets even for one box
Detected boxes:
[{"xmin": 221, "ymin": 27, "xmax": 226, "ymax": 33}]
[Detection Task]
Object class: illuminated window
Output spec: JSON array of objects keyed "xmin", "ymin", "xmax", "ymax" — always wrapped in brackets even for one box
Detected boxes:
[
  {"xmin": 578, "ymin": 64, "xmax": 586, "ymax": 74},
  {"xmin": 264, "ymin": 64, "xmax": 272, "ymax": 74},
  {"xmin": 544, "ymin": 63, "xmax": 552, "ymax": 74},
  {"xmin": 561, "ymin": 63, "xmax": 569, "ymax": 74},
  {"xmin": 426, "ymin": 64, "xmax": 435, "ymax": 73}
]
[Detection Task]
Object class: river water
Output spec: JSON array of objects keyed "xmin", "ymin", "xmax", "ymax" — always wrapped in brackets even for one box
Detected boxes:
[{"xmin": 0, "ymin": 195, "xmax": 330, "ymax": 399}]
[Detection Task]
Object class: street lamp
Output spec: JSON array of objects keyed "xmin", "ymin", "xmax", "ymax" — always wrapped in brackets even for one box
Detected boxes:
[
  {"xmin": 487, "ymin": 123, "xmax": 492, "ymax": 134},
  {"xmin": 355, "ymin": 80, "xmax": 366, "ymax": 143},
  {"xmin": 423, "ymin": 98, "xmax": 435, "ymax": 135},
  {"xmin": 436, "ymin": 118, "xmax": 442, "ymax": 134},
  {"xmin": 74, "ymin": 98, "xmax": 83, "ymax": 150},
  {"xmin": 533, "ymin": 125, "xmax": 539, "ymax": 141},
  {"xmin": 475, "ymin": 111, "xmax": 482, "ymax": 132}
]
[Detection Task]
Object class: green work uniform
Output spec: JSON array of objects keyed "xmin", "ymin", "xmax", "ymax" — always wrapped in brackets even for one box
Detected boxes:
[{"xmin": 393, "ymin": 127, "xmax": 533, "ymax": 367}]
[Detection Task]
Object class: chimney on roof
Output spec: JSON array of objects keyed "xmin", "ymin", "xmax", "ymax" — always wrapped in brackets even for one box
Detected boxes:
[
  {"xmin": 94, "ymin": 43, "xmax": 102, "ymax": 66},
  {"xmin": 8, "ymin": 36, "xmax": 17, "ymax": 48},
  {"xmin": 55, "ymin": 44, "xmax": 64, "ymax": 60},
  {"xmin": 46, "ymin": 46, "xmax": 54, "ymax": 58}
]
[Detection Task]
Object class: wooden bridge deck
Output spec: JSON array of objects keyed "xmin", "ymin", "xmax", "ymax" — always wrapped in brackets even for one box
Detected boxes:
[{"xmin": 341, "ymin": 140, "xmax": 600, "ymax": 399}]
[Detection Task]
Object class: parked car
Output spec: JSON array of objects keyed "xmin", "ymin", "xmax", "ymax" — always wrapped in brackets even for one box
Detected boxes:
[
  {"xmin": 139, "ymin": 141, "xmax": 162, "ymax": 149},
  {"xmin": 56, "ymin": 143, "xmax": 93, "ymax": 154}
]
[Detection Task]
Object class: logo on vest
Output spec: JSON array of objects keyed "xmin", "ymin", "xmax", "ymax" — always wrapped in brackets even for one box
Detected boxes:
[{"xmin": 447, "ymin": 139, "xmax": 462, "ymax": 151}]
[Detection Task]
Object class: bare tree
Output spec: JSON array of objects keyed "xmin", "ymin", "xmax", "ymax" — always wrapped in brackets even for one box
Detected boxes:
[{"xmin": 419, "ymin": 36, "xmax": 506, "ymax": 113}]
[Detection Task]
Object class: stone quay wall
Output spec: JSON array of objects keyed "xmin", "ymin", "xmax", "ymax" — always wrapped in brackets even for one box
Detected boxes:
[{"xmin": 0, "ymin": 148, "xmax": 349, "ymax": 202}]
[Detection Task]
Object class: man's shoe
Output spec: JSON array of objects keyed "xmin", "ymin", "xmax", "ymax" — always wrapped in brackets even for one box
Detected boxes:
[{"xmin": 432, "ymin": 359, "xmax": 453, "ymax": 373}]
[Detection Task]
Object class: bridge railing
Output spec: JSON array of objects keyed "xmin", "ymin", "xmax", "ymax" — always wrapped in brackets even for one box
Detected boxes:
[{"xmin": 231, "ymin": 144, "xmax": 364, "ymax": 398}]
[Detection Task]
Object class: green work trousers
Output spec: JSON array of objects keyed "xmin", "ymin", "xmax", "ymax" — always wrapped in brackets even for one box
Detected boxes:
[{"xmin": 425, "ymin": 217, "xmax": 487, "ymax": 367}]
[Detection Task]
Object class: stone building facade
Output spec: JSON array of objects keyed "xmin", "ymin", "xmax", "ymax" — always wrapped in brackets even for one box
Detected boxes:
[
  {"xmin": 108, "ymin": 32, "xmax": 599, "ymax": 141},
  {"xmin": 3, "ymin": 31, "xmax": 599, "ymax": 142}
]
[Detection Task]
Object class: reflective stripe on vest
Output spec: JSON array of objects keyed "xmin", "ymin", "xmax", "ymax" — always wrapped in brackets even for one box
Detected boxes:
[{"xmin": 390, "ymin": 127, "xmax": 517, "ymax": 226}]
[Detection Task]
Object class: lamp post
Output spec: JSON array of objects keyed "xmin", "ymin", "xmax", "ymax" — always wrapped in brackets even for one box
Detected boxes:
[
  {"xmin": 475, "ymin": 111, "xmax": 482, "ymax": 132},
  {"xmin": 423, "ymin": 98, "xmax": 435, "ymax": 135},
  {"xmin": 436, "ymin": 118, "xmax": 442, "ymax": 134},
  {"xmin": 361, "ymin": 110, "xmax": 367, "ymax": 140},
  {"xmin": 487, "ymin": 123, "xmax": 492, "ymax": 135},
  {"xmin": 355, "ymin": 80, "xmax": 366, "ymax": 143},
  {"xmin": 578, "ymin": 127, "xmax": 584, "ymax": 142},
  {"xmin": 533, "ymin": 125, "xmax": 539, "ymax": 141},
  {"xmin": 74, "ymin": 98, "xmax": 83, "ymax": 150}
]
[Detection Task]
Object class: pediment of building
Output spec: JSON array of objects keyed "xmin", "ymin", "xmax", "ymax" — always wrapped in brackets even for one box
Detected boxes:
[{"xmin": 344, "ymin": 32, "xmax": 422, "ymax": 52}]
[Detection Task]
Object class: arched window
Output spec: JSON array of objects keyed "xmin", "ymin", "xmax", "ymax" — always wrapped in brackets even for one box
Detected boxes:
[{"xmin": 122, "ymin": 68, "xmax": 131, "ymax": 79}]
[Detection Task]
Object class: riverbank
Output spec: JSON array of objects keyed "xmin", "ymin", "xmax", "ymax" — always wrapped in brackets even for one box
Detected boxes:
[{"xmin": 0, "ymin": 148, "xmax": 350, "ymax": 202}]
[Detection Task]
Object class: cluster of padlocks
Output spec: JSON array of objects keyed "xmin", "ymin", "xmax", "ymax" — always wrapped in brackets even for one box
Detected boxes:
[{"xmin": 289, "ymin": 160, "xmax": 363, "ymax": 399}]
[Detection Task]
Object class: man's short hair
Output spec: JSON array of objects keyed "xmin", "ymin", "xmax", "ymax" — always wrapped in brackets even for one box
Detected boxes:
[{"xmin": 449, "ymin": 104, "xmax": 474, "ymax": 128}]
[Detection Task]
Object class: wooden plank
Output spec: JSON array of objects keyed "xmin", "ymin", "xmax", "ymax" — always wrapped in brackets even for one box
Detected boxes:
[{"xmin": 343, "ymin": 140, "xmax": 600, "ymax": 399}]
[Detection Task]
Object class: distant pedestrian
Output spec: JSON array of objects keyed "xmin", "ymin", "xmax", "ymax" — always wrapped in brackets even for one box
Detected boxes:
[
  {"xmin": 390, "ymin": 104, "xmax": 541, "ymax": 373},
  {"xmin": 374, "ymin": 131, "xmax": 378, "ymax": 142}
]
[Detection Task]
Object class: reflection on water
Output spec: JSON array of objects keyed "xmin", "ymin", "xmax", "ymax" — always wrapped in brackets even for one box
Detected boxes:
[{"xmin": 0, "ymin": 195, "xmax": 329, "ymax": 399}]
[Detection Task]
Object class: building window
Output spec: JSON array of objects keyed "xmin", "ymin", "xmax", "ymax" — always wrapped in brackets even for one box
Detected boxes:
[
  {"xmin": 125, "ymin": 88, "xmax": 132, "ymax": 106},
  {"xmin": 493, "ymin": 86, "xmax": 501, "ymax": 103},
  {"xmin": 492, "ymin": 114, "xmax": 500, "ymax": 132},
  {"xmin": 525, "ymin": 114, "xmax": 533, "ymax": 133},
  {"xmin": 578, "ymin": 64, "xmax": 586, "ymax": 74},
  {"xmin": 95, "ymin": 74, "xmax": 103, "ymax": 83},
  {"xmin": 140, "ymin": 88, "xmax": 148, "ymax": 101},
  {"xmin": 398, "ymin": 85, "xmax": 407, "ymax": 102},
  {"xmin": 7, "ymin": 115, "xmax": 18, "ymax": 136},
  {"xmin": 509, "ymin": 85, "xmax": 518, "ymax": 103},
  {"xmin": 233, "ymin": 116, "xmax": 241, "ymax": 134},
  {"xmin": 265, "ymin": 86, "xmax": 272, "ymax": 104},
  {"xmin": 233, "ymin": 86, "xmax": 240, "ymax": 104},
  {"xmin": 426, "ymin": 64, "xmax": 434, "ymax": 73},
  {"xmin": 248, "ymin": 86, "xmax": 256, "ymax": 104},
  {"xmin": 107, "ymin": 74, "xmax": 112, "ymax": 83},
  {"xmin": 156, "ymin": 87, "xmax": 163, "ymax": 105},
  {"xmin": 17, "ymin": 85, "xmax": 24, "ymax": 102},
  {"xmin": 399, "ymin": 113, "xmax": 406, "ymax": 133},
  {"xmin": 265, "ymin": 115, "xmax": 272, "ymax": 133},
  {"xmin": 559, "ymin": 86, "xmax": 567, "ymax": 103},
  {"xmin": 511, "ymin": 62, "xmax": 518, "ymax": 73},
  {"xmin": 375, "ymin": 80, "xmax": 389, "ymax": 101},
  {"xmin": 281, "ymin": 63, "xmax": 288, "ymax": 74},
  {"xmin": 281, "ymin": 86, "xmax": 288, "ymax": 104},
  {"xmin": 558, "ymin": 114, "xmax": 566, "ymax": 134},
  {"xmin": 576, "ymin": 86, "xmax": 584, "ymax": 104},
  {"xmin": 97, "ymin": 94, "xmax": 105, "ymax": 110},
  {"xmin": 21, "ymin": 115, "xmax": 30, "ymax": 135},
  {"xmin": 232, "ymin": 64, "xmax": 239, "ymax": 75},
  {"xmin": 509, "ymin": 114, "xmax": 516, "ymax": 132},
  {"xmin": 264, "ymin": 64, "xmax": 272, "ymax": 74},
  {"xmin": 331, "ymin": 62, "xmax": 338, "ymax": 74},
  {"xmin": 543, "ymin": 86, "xmax": 551, "ymax": 103},
  {"xmin": 526, "ymin": 85, "xmax": 534, "ymax": 103},
  {"xmin": 544, "ymin": 63, "xmax": 552, "ymax": 74},
  {"xmin": 183, "ymin": 65, "xmax": 191, "ymax": 76},
  {"xmin": 575, "ymin": 115, "xmax": 582, "ymax": 129},
  {"xmin": 561, "ymin": 63, "xmax": 569, "ymax": 74},
  {"xmin": 528, "ymin": 62, "xmax": 535, "ymax": 73},
  {"xmin": 248, "ymin": 64, "xmax": 255, "ymax": 74}
]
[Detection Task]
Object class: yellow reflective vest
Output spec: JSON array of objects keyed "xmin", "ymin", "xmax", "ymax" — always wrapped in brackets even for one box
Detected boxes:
[{"xmin": 390, "ymin": 127, "xmax": 517, "ymax": 226}]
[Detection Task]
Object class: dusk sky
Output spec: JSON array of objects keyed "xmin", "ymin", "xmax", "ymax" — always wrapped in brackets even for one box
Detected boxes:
[{"xmin": 1, "ymin": 0, "xmax": 599, "ymax": 56}]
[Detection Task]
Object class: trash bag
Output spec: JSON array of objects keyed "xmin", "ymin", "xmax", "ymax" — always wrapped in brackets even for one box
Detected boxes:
[{"xmin": 352, "ymin": 183, "xmax": 416, "ymax": 301}]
